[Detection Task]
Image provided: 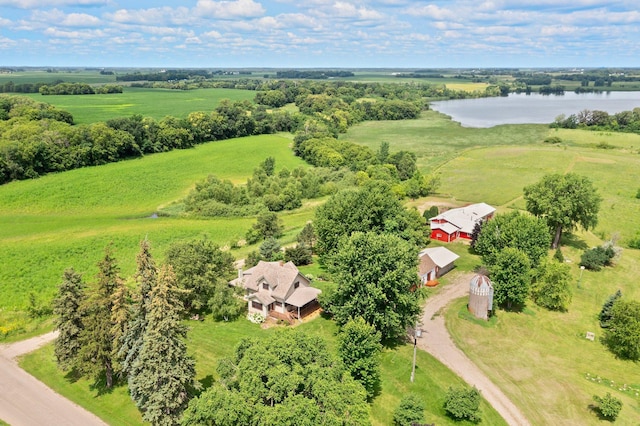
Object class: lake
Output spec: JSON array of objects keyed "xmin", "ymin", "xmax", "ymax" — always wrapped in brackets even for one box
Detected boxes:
[{"xmin": 430, "ymin": 91, "xmax": 640, "ymax": 128}]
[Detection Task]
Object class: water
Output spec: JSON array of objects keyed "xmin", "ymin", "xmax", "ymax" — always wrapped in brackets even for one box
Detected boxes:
[{"xmin": 430, "ymin": 91, "xmax": 640, "ymax": 128}]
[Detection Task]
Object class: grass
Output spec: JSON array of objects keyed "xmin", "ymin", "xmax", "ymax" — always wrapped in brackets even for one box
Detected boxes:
[
  {"xmin": 20, "ymin": 314, "xmax": 507, "ymax": 426},
  {"xmin": 0, "ymin": 70, "xmax": 116, "ymax": 85},
  {"xmin": 341, "ymin": 110, "xmax": 550, "ymax": 172},
  {"xmin": 0, "ymin": 134, "xmax": 309, "ymax": 314},
  {"xmin": 23, "ymin": 87, "xmax": 256, "ymax": 124},
  {"xmin": 446, "ymin": 242, "xmax": 640, "ymax": 424}
]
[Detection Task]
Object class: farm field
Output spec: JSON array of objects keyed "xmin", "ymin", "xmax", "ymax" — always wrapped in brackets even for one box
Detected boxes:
[
  {"xmin": 0, "ymin": 134, "xmax": 309, "ymax": 316},
  {"xmin": 23, "ymin": 87, "xmax": 257, "ymax": 124},
  {"xmin": 0, "ymin": 70, "xmax": 116, "ymax": 85}
]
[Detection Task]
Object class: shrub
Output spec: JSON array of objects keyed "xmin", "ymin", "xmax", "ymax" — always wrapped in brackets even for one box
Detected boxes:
[
  {"xmin": 444, "ymin": 386, "xmax": 481, "ymax": 423},
  {"xmin": 628, "ymin": 232, "xmax": 640, "ymax": 249},
  {"xmin": 393, "ymin": 393, "xmax": 424, "ymax": 426},
  {"xmin": 636, "ymin": 188, "xmax": 640, "ymax": 199},
  {"xmin": 603, "ymin": 299, "xmax": 640, "ymax": 360},
  {"xmin": 284, "ymin": 244, "xmax": 312, "ymax": 266},
  {"xmin": 592, "ymin": 392, "xmax": 622, "ymax": 420},
  {"xmin": 543, "ymin": 136, "xmax": 562, "ymax": 144},
  {"xmin": 553, "ymin": 247, "xmax": 564, "ymax": 263},
  {"xmin": 580, "ymin": 245, "xmax": 615, "ymax": 271}
]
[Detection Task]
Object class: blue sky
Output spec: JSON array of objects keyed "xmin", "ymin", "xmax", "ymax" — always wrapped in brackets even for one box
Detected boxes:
[{"xmin": 0, "ymin": 0, "xmax": 639, "ymax": 68}]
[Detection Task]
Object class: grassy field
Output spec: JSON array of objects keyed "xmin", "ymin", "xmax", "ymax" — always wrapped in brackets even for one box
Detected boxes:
[
  {"xmin": 340, "ymin": 110, "xmax": 551, "ymax": 172},
  {"xmin": 20, "ymin": 314, "xmax": 507, "ymax": 426},
  {"xmin": 446, "ymin": 242, "xmax": 640, "ymax": 425},
  {"xmin": 0, "ymin": 134, "xmax": 309, "ymax": 317},
  {"xmin": 23, "ymin": 87, "xmax": 256, "ymax": 124}
]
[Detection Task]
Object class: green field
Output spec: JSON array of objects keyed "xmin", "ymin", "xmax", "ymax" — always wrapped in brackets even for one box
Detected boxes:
[
  {"xmin": 22, "ymin": 87, "xmax": 257, "ymax": 124},
  {"xmin": 0, "ymin": 134, "xmax": 308, "ymax": 316},
  {"xmin": 20, "ymin": 314, "xmax": 507, "ymax": 426},
  {"xmin": 0, "ymin": 70, "xmax": 116, "ymax": 85}
]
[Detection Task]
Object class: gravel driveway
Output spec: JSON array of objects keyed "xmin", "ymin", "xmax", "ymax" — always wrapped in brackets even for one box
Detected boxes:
[{"xmin": 417, "ymin": 273, "xmax": 531, "ymax": 426}]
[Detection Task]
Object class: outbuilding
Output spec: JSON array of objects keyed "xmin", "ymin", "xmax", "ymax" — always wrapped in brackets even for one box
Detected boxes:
[
  {"xmin": 418, "ymin": 246, "xmax": 460, "ymax": 284},
  {"xmin": 468, "ymin": 274, "xmax": 494, "ymax": 320}
]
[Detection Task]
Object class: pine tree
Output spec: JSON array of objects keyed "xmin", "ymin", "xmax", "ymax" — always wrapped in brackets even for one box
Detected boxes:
[
  {"xmin": 599, "ymin": 289, "xmax": 622, "ymax": 328},
  {"xmin": 53, "ymin": 268, "xmax": 86, "ymax": 371},
  {"xmin": 110, "ymin": 276, "xmax": 130, "ymax": 379},
  {"xmin": 130, "ymin": 264, "xmax": 195, "ymax": 425},
  {"xmin": 121, "ymin": 239, "xmax": 157, "ymax": 380},
  {"xmin": 77, "ymin": 245, "xmax": 122, "ymax": 388}
]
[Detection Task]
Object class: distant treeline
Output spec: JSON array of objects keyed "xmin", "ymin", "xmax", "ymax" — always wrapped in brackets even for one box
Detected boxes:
[
  {"xmin": 115, "ymin": 69, "xmax": 252, "ymax": 82},
  {"xmin": 394, "ymin": 73, "xmax": 445, "ymax": 79},
  {"xmin": 39, "ymin": 83, "xmax": 123, "ymax": 95},
  {"xmin": 274, "ymin": 70, "xmax": 354, "ymax": 79},
  {"xmin": 551, "ymin": 108, "xmax": 640, "ymax": 133},
  {"xmin": 0, "ymin": 81, "xmax": 123, "ymax": 95}
]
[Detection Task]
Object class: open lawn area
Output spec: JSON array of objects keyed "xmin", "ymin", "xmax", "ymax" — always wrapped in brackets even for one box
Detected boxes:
[
  {"xmin": 446, "ymin": 242, "xmax": 640, "ymax": 425},
  {"xmin": 19, "ymin": 314, "xmax": 507, "ymax": 426},
  {"xmin": 23, "ymin": 87, "xmax": 257, "ymax": 124}
]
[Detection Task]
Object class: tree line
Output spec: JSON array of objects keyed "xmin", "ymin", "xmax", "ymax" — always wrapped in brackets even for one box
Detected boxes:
[
  {"xmin": 39, "ymin": 82, "xmax": 123, "ymax": 95},
  {"xmin": 551, "ymin": 107, "xmax": 640, "ymax": 133}
]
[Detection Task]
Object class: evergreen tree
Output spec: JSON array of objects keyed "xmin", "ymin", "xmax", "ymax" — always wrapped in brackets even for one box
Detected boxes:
[
  {"xmin": 297, "ymin": 222, "xmax": 316, "ymax": 253},
  {"xmin": 130, "ymin": 264, "xmax": 195, "ymax": 425},
  {"xmin": 121, "ymin": 239, "xmax": 157, "ymax": 378},
  {"xmin": 110, "ymin": 276, "xmax": 130, "ymax": 378},
  {"xmin": 599, "ymin": 290, "xmax": 622, "ymax": 329},
  {"xmin": 77, "ymin": 245, "xmax": 122, "ymax": 388},
  {"xmin": 53, "ymin": 268, "xmax": 86, "ymax": 371}
]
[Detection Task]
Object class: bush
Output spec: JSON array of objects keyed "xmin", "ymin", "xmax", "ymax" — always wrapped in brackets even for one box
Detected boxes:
[
  {"xmin": 284, "ymin": 244, "xmax": 312, "ymax": 266},
  {"xmin": 393, "ymin": 393, "xmax": 424, "ymax": 426},
  {"xmin": 543, "ymin": 136, "xmax": 562, "ymax": 144},
  {"xmin": 592, "ymin": 392, "xmax": 622, "ymax": 420},
  {"xmin": 580, "ymin": 245, "xmax": 615, "ymax": 271},
  {"xmin": 553, "ymin": 247, "xmax": 564, "ymax": 263},
  {"xmin": 422, "ymin": 205, "xmax": 439, "ymax": 221},
  {"xmin": 444, "ymin": 386, "xmax": 481, "ymax": 423}
]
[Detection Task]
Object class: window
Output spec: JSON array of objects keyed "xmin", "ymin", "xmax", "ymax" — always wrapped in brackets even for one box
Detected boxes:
[
  {"xmin": 262, "ymin": 282, "xmax": 269, "ymax": 290},
  {"xmin": 252, "ymin": 301, "xmax": 262, "ymax": 310},
  {"xmin": 275, "ymin": 301, "xmax": 282, "ymax": 308},
  {"xmin": 294, "ymin": 281, "xmax": 300, "ymax": 289}
]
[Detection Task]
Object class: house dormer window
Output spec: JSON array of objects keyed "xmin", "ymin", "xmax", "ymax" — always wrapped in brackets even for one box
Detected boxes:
[
  {"xmin": 262, "ymin": 282, "xmax": 269, "ymax": 290},
  {"xmin": 294, "ymin": 281, "xmax": 300, "ymax": 289}
]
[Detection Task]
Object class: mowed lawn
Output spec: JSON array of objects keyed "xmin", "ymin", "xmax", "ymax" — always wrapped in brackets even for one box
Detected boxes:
[
  {"xmin": 20, "ymin": 314, "xmax": 507, "ymax": 426},
  {"xmin": 23, "ymin": 87, "xmax": 257, "ymax": 124},
  {"xmin": 0, "ymin": 134, "xmax": 309, "ymax": 312}
]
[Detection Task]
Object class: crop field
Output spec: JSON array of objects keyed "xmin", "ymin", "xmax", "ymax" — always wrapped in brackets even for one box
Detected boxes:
[{"xmin": 23, "ymin": 87, "xmax": 257, "ymax": 124}]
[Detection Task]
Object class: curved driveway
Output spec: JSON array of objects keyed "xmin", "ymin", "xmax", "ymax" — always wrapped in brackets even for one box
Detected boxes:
[
  {"xmin": 0, "ymin": 331, "xmax": 106, "ymax": 426},
  {"xmin": 417, "ymin": 274, "xmax": 531, "ymax": 426}
]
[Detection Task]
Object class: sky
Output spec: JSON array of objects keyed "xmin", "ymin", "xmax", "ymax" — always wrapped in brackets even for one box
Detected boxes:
[{"xmin": 0, "ymin": 0, "xmax": 639, "ymax": 68}]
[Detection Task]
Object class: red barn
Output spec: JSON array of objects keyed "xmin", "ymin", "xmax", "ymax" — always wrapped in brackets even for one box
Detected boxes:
[{"xmin": 429, "ymin": 203, "xmax": 495, "ymax": 242}]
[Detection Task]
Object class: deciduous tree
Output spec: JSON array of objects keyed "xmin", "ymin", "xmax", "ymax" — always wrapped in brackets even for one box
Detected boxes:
[
  {"xmin": 490, "ymin": 247, "xmax": 531, "ymax": 310},
  {"xmin": 337, "ymin": 317, "xmax": 382, "ymax": 400},
  {"xmin": 524, "ymin": 173, "xmax": 602, "ymax": 249},
  {"xmin": 327, "ymin": 232, "xmax": 421, "ymax": 341},
  {"xmin": 531, "ymin": 260, "xmax": 572, "ymax": 311},
  {"xmin": 603, "ymin": 299, "xmax": 640, "ymax": 360}
]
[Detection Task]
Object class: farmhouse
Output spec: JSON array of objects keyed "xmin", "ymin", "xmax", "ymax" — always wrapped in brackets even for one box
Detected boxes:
[
  {"xmin": 232, "ymin": 260, "xmax": 321, "ymax": 322},
  {"xmin": 418, "ymin": 246, "xmax": 460, "ymax": 284},
  {"xmin": 429, "ymin": 202, "xmax": 495, "ymax": 242}
]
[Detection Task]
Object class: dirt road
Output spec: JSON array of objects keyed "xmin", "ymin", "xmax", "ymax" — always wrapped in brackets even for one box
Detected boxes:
[
  {"xmin": 417, "ymin": 274, "xmax": 531, "ymax": 426},
  {"xmin": 0, "ymin": 331, "xmax": 107, "ymax": 426}
]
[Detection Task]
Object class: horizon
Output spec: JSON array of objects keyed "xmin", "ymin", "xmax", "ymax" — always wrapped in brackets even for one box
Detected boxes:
[{"xmin": 1, "ymin": 1, "xmax": 639, "ymax": 68}]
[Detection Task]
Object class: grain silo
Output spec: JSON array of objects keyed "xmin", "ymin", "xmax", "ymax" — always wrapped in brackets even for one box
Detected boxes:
[{"xmin": 468, "ymin": 274, "xmax": 494, "ymax": 320}]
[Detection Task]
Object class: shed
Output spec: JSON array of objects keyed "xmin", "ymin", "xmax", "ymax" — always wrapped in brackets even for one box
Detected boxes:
[
  {"xmin": 418, "ymin": 246, "xmax": 460, "ymax": 284},
  {"xmin": 468, "ymin": 274, "xmax": 494, "ymax": 320}
]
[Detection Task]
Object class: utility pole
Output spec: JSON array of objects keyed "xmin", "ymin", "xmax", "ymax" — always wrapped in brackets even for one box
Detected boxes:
[{"xmin": 410, "ymin": 323, "xmax": 422, "ymax": 383}]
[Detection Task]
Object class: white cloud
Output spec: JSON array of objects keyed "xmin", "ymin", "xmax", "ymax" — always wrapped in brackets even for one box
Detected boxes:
[
  {"xmin": 106, "ymin": 7, "xmax": 192, "ymax": 26},
  {"xmin": 0, "ymin": 0, "xmax": 107, "ymax": 8},
  {"xmin": 195, "ymin": 0, "xmax": 266, "ymax": 19},
  {"xmin": 43, "ymin": 27, "xmax": 106, "ymax": 38}
]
